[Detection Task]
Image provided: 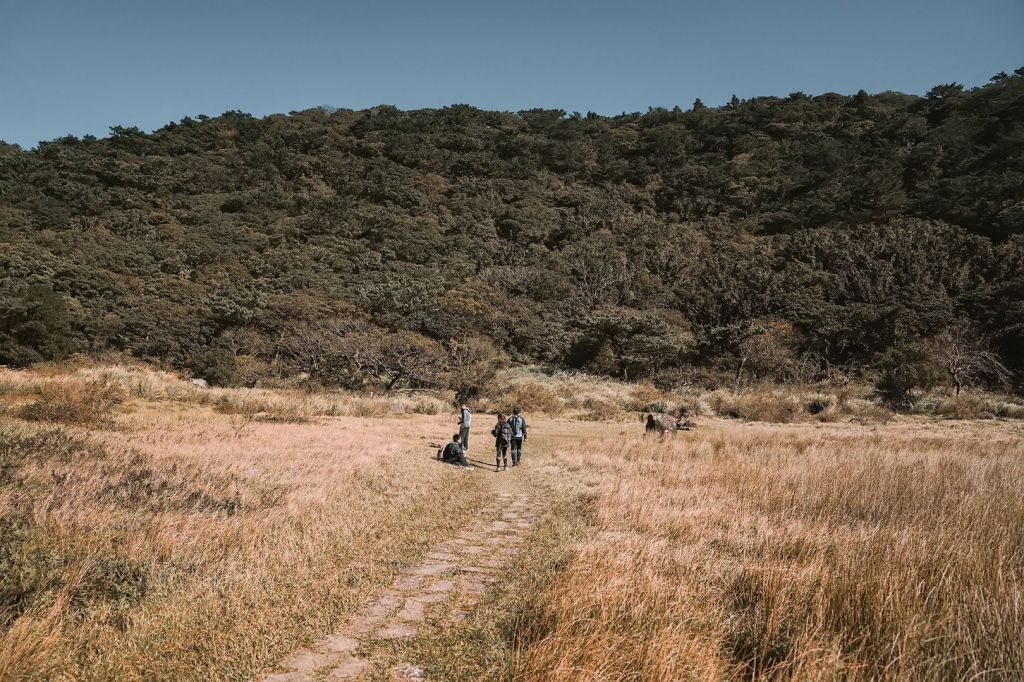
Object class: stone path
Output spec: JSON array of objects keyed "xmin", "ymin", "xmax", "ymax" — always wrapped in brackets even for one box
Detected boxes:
[{"xmin": 260, "ymin": 490, "xmax": 540, "ymax": 681}]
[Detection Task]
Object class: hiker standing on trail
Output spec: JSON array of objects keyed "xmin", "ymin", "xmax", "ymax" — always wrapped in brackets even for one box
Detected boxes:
[
  {"xmin": 492, "ymin": 413, "xmax": 513, "ymax": 471},
  {"xmin": 458, "ymin": 402, "xmax": 472, "ymax": 452},
  {"xmin": 508, "ymin": 407, "xmax": 527, "ymax": 467},
  {"xmin": 437, "ymin": 433, "xmax": 471, "ymax": 468}
]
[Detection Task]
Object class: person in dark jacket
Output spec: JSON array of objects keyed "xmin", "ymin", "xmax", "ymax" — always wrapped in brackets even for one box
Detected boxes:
[
  {"xmin": 508, "ymin": 407, "xmax": 527, "ymax": 466},
  {"xmin": 437, "ymin": 434, "xmax": 470, "ymax": 467},
  {"xmin": 492, "ymin": 413, "xmax": 512, "ymax": 471}
]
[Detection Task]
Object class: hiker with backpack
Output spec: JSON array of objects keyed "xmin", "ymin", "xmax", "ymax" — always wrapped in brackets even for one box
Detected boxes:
[
  {"xmin": 492, "ymin": 413, "xmax": 513, "ymax": 471},
  {"xmin": 507, "ymin": 407, "xmax": 527, "ymax": 466}
]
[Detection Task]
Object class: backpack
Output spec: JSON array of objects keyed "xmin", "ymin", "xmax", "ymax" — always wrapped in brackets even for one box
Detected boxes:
[
  {"xmin": 508, "ymin": 415, "xmax": 524, "ymax": 438},
  {"xmin": 493, "ymin": 422, "xmax": 512, "ymax": 444}
]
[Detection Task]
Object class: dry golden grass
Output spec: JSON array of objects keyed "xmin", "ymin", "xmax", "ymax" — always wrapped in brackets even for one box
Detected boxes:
[
  {"xmin": 0, "ymin": 367, "xmax": 484, "ymax": 680},
  {"xmin": 0, "ymin": 363, "xmax": 451, "ymax": 425},
  {"xmin": 509, "ymin": 418, "xmax": 1024, "ymax": 680},
  {"xmin": 488, "ymin": 368, "xmax": 1024, "ymax": 424},
  {"xmin": 3, "ymin": 362, "xmax": 1024, "ymax": 680}
]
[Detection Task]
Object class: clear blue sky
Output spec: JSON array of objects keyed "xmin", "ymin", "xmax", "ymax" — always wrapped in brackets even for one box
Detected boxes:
[{"xmin": 1, "ymin": 0, "xmax": 1022, "ymax": 148}]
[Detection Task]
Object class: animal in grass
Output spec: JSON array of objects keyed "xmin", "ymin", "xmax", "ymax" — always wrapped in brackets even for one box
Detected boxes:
[{"xmin": 643, "ymin": 412, "xmax": 696, "ymax": 437}]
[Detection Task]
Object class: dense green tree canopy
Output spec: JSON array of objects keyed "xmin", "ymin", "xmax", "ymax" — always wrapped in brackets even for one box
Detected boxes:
[{"xmin": 1, "ymin": 71, "xmax": 1022, "ymax": 389}]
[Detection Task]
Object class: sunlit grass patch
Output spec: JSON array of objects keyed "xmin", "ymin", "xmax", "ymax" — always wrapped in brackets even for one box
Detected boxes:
[{"xmin": 509, "ymin": 418, "xmax": 1024, "ymax": 679}]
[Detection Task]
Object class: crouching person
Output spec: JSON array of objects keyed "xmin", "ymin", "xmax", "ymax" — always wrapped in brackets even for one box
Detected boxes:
[{"xmin": 438, "ymin": 434, "xmax": 470, "ymax": 468}]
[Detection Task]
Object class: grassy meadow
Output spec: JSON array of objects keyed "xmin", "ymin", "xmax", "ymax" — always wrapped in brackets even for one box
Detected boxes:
[
  {"xmin": 513, "ymin": 419, "xmax": 1024, "ymax": 680},
  {"xmin": 1, "ymin": 362, "xmax": 1023, "ymax": 680}
]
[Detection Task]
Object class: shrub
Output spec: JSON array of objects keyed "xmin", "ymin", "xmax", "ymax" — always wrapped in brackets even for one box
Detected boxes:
[
  {"xmin": 623, "ymin": 384, "xmax": 665, "ymax": 412},
  {"xmin": 0, "ymin": 284, "xmax": 75, "ymax": 367},
  {"xmin": 1, "ymin": 420, "xmax": 96, "ymax": 485},
  {"xmin": 643, "ymin": 400, "xmax": 670, "ymax": 414},
  {"xmin": 411, "ymin": 399, "xmax": 441, "ymax": 415},
  {"xmin": 18, "ymin": 379, "xmax": 127, "ymax": 426},
  {"xmin": 219, "ymin": 196, "xmax": 246, "ymax": 213},
  {"xmin": 235, "ymin": 355, "xmax": 274, "ymax": 388},
  {"xmin": 258, "ymin": 401, "xmax": 313, "ymax": 424},
  {"xmin": 844, "ymin": 398, "xmax": 892, "ymax": 424},
  {"xmin": 213, "ymin": 392, "xmax": 312, "ymax": 424},
  {"xmin": 924, "ymin": 392, "xmax": 1024, "ymax": 420},
  {"xmin": 349, "ymin": 398, "xmax": 391, "ymax": 418},
  {"xmin": 189, "ymin": 348, "xmax": 239, "ymax": 387},
  {"xmin": 744, "ymin": 396, "xmax": 802, "ymax": 423},
  {"xmin": 806, "ymin": 395, "xmax": 833, "ymax": 415},
  {"xmin": 491, "ymin": 378, "xmax": 564, "ymax": 416},
  {"xmin": 874, "ymin": 346, "xmax": 945, "ymax": 407},
  {"xmin": 0, "ymin": 516, "xmax": 67, "ymax": 625},
  {"xmin": 992, "ymin": 401, "xmax": 1024, "ymax": 419},
  {"xmin": 649, "ymin": 367, "xmax": 696, "ymax": 391},
  {"xmin": 706, "ymin": 390, "xmax": 803, "ymax": 423},
  {"xmin": 213, "ymin": 393, "xmax": 266, "ymax": 416},
  {"xmin": 579, "ymin": 397, "xmax": 623, "ymax": 421}
]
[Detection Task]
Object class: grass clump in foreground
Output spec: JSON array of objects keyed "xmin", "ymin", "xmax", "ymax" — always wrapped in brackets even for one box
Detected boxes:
[
  {"xmin": 508, "ymin": 420, "xmax": 1024, "ymax": 679},
  {"xmin": 0, "ymin": 387, "xmax": 490, "ymax": 679},
  {"xmin": 16, "ymin": 378, "xmax": 127, "ymax": 426}
]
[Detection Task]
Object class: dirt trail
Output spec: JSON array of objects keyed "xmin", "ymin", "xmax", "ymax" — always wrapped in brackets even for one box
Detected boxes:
[{"xmin": 260, "ymin": 470, "xmax": 540, "ymax": 681}]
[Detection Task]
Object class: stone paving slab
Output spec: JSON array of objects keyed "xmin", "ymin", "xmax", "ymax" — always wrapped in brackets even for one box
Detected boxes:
[
  {"xmin": 264, "ymin": 672, "xmax": 312, "ymax": 682},
  {"xmin": 317, "ymin": 633, "xmax": 360, "ymax": 654},
  {"xmin": 425, "ymin": 579, "xmax": 454, "ymax": 592},
  {"xmin": 280, "ymin": 650, "xmax": 343, "ymax": 673},
  {"xmin": 324, "ymin": 657, "xmax": 371, "ymax": 680},
  {"xmin": 377, "ymin": 621, "xmax": 418, "ymax": 640}
]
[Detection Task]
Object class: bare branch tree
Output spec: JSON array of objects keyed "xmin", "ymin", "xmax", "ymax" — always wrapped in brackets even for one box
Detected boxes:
[
  {"xmin": 933, "ymin": 323, "xmax": 1011, "ymax": 394},
  {"xmin": 276, "ymin": 316, "xmax": 368, "ymax": 377},
  {"xmin": 326, "ymin": 330, "xmax": 448, "ymax": 391}
]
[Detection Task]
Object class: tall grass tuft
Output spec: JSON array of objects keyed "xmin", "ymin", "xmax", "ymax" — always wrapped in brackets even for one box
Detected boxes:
[{"xmin": 18, "ymin": 379, "xmax": 127, "ymax": 426}]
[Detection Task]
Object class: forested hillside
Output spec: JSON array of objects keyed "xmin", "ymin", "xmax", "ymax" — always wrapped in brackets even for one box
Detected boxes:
[{"xmin": 2, "ymin": 70, "xmax": 1023, "ymax": 396}]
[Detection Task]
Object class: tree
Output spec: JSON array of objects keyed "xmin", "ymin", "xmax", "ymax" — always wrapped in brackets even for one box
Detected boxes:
[
  {"xmin": 0, "ymin": 141, "xmax": 22, "ymax": 156},
  {"xmin": 447, "ymin": 336, "xmax": 506, "ymax": 401},
  {"xmin": 568, "ymin": 308, "xmax": 693, "ymax": 380},
  {"xmin": 188, "ymin": 347, "xmax": 239, "ymax": 386},
  {"xmin": 561, "ymin": 233, "xmax": 642, "ymax": 311},
  {"xmin": 874, "ymin": 345, "xmax": 946, "ymax": 407},
  {"xmin": 276, "ymin": 316, "xmax": 369, "ymax": 378},
  {"xmin": 926, "ymin": 83, "xmax": 964, "ymax": 99},
  {"xmin": 735, "ymin": 319, "xmax": 805, "ymax": 387},
  {"xmin": 325, "ymin": 330, "xmax": 448, "ymax": 391},
  {"xmin": 0, "ymin": 285, "xmax": 74, "ymax": 366},
  {"xmin": 930, "ymin": 324, "xmax": 1010, "ymax": 394}
]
